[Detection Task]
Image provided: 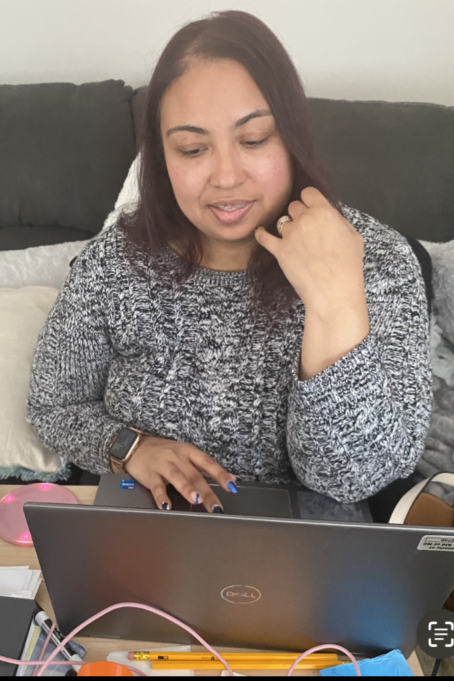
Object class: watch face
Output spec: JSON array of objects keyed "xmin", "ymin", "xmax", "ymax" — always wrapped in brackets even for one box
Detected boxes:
[{"xmin": 111, "ymin": 428, "xmax": 138, "ymax": 460}]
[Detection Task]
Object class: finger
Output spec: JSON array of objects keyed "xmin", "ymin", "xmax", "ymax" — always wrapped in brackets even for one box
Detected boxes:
[
  {"xmin": 178, "ymin": 461, "xmax": 226, "ymax": 513},
  {"xmin": 188, "ymin": 446, "xmax": 238, "ymax": 494},
  {"xmin": 163, "ymin": 461, "xmax": 208, "ymax": 506},
  {"xmin": 147, "ymin": 475, "xmax": 173, "ymax": 511},
  {"xmin": 254, "ymin": 226, "xmax": 281, "ymax": 256},
  {"xmin": 300, "ymin": 186, "xmax": 328, "ymax": 207},
  {"xmin": 287, "ymin": 200, "xmax": 308, "ymax": 221}
]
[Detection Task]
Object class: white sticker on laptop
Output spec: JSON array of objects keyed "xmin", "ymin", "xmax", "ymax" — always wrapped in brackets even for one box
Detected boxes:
[{"xmin": 417, "ymin": 536, "xmax": 454, "ymax": 552}]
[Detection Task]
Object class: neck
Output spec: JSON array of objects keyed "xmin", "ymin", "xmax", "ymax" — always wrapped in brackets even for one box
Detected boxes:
[{"xmin": 199, "ymin": 235, "xmax": 256, "ymax": 272}]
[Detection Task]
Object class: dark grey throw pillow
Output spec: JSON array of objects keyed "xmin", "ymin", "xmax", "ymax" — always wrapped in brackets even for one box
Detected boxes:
[{"xmin": 0, "ymin": 80, "xmax": 136, "ymax": 234}]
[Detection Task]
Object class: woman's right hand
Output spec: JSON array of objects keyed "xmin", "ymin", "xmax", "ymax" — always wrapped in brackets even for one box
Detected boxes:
[{"xmin": 124, "ymin": 435, "xmax": 237, "ymax": 512}]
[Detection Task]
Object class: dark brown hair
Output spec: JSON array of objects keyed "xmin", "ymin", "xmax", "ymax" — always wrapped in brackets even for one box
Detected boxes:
[{"xmin": 121, "ymin": 10, "xmax": 340, "ymax": 319}]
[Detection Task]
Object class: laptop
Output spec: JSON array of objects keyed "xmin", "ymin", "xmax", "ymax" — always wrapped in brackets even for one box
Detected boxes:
[{"xmin": 25, "ymin": 475, "xmax": 454, "ymax": 657}]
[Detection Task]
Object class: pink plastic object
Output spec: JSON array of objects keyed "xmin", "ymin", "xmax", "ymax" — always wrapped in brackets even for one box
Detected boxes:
[{"xmin": 0, "ymin": 483, "xmax": 79, "ymax": 547}]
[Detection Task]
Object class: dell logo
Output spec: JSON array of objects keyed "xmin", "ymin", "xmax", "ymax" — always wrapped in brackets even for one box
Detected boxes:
[{"xmin": 221, "ymin": 585, "xmax": 262, "ymax": 604}]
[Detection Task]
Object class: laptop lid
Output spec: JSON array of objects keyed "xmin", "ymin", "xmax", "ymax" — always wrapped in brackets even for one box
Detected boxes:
[{"xmin": 25, "ymin": 494, "xmax": 454, "ymax": 657}]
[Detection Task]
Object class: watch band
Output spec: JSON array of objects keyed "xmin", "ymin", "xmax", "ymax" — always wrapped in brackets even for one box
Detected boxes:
[{"xmin": 109, "ymin": 427, "xmax": 144, "ymax": 474}]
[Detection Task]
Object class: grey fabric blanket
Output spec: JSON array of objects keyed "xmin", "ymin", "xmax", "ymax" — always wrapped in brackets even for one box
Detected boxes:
[{"xmin": 416, "ymin": 240, "xmax": 454, "ymax": 480}]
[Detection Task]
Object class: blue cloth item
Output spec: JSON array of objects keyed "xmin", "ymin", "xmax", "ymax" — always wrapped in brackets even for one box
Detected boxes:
[{"xmin": 320, "ymin": 649, "xmax": 414, "ymax": 676}]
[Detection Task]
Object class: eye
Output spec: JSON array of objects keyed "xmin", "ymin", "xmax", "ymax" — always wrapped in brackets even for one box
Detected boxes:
[
  {"xmin": 180, "ymin": 147, "xmax": 204, "ymax": 157},
  {"xmin": 242, "ymin": 137, "xmax": 269, "ymax": 147}
]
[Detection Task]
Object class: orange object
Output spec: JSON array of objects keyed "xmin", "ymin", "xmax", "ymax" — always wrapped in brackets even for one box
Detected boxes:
[{"xmin": 77, "ymin": 661, "xmax": 134, "ymax": 676}]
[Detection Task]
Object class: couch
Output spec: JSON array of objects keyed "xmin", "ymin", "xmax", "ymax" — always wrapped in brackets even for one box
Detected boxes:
[{"xmin": 0, "ymin": 79, "xmax": 453, "ymax": 487}]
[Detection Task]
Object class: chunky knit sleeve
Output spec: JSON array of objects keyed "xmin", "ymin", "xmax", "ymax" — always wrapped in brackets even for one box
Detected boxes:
[
  {"xmin": 27, "ymin": 235, "xmax": 126, "ymax": 474},
  {"xmin": 286, "ymin": 213, "xmax": 432, "ymax": 503}
]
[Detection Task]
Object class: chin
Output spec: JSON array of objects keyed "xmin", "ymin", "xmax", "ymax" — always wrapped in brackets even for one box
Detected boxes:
[{"xmin": 210, "ymin": 225, "xmax": 257, "ymax": 242}]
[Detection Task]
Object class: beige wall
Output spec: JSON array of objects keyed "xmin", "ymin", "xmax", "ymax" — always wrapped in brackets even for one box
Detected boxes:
[{"xmin": 0, "ymin": 0, "xmax": 453, "ymax": 104}]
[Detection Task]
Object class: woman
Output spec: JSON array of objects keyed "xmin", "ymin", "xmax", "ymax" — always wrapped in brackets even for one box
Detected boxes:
[{"xmin": 27, "ymin": 11, "xmax": 432, "ymax": 515}]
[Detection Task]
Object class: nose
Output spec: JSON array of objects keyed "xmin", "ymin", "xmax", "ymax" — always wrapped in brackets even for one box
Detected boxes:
[{"xmin": 210, "ymin": 144, "xmax": 247, "ymax": 190}]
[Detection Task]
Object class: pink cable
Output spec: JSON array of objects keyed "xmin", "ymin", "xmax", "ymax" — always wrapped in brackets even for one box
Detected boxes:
[
  {"xmin": 0, "ymin": 600, "xmax": 361, "ymax": 677},
  {"xmin": 37, "ymin": 601, "xmax": 236, "ymax": 676},
  {"xmin": 32, "ymin": 620, "xmax": 56, "ymax": 676},
  {"xmin": 0, "ymin": 623, "xmax": 58, "ymax": 674},
  {"xmin": 0, "ymin": 656, "xmax": 147, "ymax": 676},
  {"xmin": 286, "ymin": 644, "xmax": 361, "ymax": 676},
  {"xmin": 26, "ymin": 622, "xmax": 143, "ymax": 677}
]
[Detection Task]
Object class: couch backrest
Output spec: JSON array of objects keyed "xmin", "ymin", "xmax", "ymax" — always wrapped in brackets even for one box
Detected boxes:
[
  {"xmin": 0, "ymin": 80, "xmax": 136, "ymax": 249},
  {"xmin": 308, "ymin": 98, "xmax": 454, "ymax": 242},
  {"xmin": 132, "ymin": 88, "xmax": 454, "ymax": 243},
  {"xmin": 0, "ymin": 80, "xmax": 452, "ymax": 250}
]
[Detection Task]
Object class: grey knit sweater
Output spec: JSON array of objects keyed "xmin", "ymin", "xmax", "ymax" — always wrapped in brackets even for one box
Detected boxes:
[{"xmin": 27, "ymin": 205, "xmax": 432, "ymax": 502}]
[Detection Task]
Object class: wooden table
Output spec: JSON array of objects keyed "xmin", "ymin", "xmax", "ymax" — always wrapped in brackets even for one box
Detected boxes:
[{"xmin": 0, "ymin": 485, "xmax": 423, "ymax": 676}]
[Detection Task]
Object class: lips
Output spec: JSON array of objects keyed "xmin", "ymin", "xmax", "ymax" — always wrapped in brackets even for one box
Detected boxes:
[{"xmin": 209, "ymin": 200, "xmax": 255, "ymax": 225}]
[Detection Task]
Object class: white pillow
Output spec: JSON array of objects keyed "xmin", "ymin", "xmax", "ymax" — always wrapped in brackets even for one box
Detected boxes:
[
  {"xmin": 0, "ymin": 240, "xmax": 88, "ymax": 290},
  {"xmin": 102, "ymin": 153, "xmax": 140, "ymax": 230},
  {"xmin": 0, "ymin": 286, "xmax": 67, "ymax": 480}
]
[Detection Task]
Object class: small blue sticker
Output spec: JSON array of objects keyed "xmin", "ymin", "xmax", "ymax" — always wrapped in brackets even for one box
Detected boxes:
[{"xmin": 121, "ymin": 479, "xmax": 136, "ymax": 490}]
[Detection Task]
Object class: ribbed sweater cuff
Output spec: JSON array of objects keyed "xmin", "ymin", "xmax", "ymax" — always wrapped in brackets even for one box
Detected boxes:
[{"xmin": 291, "ymin": 333, "xmax": 381, "ymax": 411}]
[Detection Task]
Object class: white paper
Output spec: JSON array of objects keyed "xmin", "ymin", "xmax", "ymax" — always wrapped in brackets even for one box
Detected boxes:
[
  {"xmin": 28, "ymin": 570, "xmax": 41, "ymax": 596},
  {"xmin": 0, "ymin": 566, "xmax": 42, "ymax": 599},
  {"xmin": 107, "ymin": 646, "xmax": 194, "ymax": 677},
  {"xmin": 0, "ymin": 568, "xmax": 28, "ymax": 593}
]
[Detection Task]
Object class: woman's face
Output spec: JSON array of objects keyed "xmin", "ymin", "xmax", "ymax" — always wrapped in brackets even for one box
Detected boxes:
[{"xmin": 160, "ymin": 59, "xmax": 293, "ymax": 256}]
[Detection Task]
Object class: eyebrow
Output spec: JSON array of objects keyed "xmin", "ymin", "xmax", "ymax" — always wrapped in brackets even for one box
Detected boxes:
[{"xmin": 166, "ymin": 109, "xmax": 272, "ymax": 137}]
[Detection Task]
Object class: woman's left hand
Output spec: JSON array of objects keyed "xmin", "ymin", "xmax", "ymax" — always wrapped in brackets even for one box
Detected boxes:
[{"xmin": 254, "ymin": 187, "xmax": 365, "ymax": 311}]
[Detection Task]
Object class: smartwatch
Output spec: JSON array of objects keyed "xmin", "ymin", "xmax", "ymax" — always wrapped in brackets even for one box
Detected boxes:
[{"xmin": 109, "ymin": 427, "xmax": 144, "ymax": 474}]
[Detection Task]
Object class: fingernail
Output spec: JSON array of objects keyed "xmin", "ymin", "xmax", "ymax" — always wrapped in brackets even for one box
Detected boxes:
[
  {"xmin": 227, "ymin": 481, "xmax": 238, "ymax": 494},
  {"xmin": 212, "ymin": 505, "xmax": 224, "ymax": 514},
  {"xmin": 161, "ymin": 502, "xmax": 170, "ymax": 510},
  {"xmin": 192, "ymin": 492, "xmax": 202, "ymax": 505}
]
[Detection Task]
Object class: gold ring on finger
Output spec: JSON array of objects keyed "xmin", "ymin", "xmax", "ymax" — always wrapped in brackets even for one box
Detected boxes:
[{"xmin": 277, "ymin": 215, "xmax": 292, "ymax": 236}]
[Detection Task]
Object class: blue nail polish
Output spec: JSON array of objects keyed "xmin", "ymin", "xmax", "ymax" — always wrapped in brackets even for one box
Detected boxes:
[
  {"xmin": 195, "ymin": 493, "xmax": 201, "ymax": 504},
  {"xmin": 161, "ymin": 502, "xmax": 170, "ymax": 510},
  {"xmin": 227, "ymin": 481, "xmax": 238, "ymax": 494},
  {"xmin": 212, "ymin": 505, "xmax": 224, "ymax": 513}
]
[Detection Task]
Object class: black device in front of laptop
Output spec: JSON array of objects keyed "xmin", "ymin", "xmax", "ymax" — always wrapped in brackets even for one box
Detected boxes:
[{"xmin": 25, "ymin": 475, "xmax": 454, "ymax": 657}]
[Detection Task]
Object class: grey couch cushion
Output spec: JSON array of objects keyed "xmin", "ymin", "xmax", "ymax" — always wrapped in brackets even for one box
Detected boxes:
[
  {"xmin": 0, "ymin": 225, "xmax": 94, "ymax": 250},
  {"xmin": 0, "ymin": 80, "xmax": 136, "ymax": 249},
  {"xmin": 308, "ymin": 98, "xmax": 454, "ymax": 242}
]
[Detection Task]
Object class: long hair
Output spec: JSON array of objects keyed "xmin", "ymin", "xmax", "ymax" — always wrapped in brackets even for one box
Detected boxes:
[{"xmin": 121, "ymin": 10, "xmax": 340, "ymax": 319}]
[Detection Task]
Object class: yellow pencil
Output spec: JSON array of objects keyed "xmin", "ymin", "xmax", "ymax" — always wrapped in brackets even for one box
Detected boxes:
[
  {"xmin": 128, "ymin": 651, "xmax": 339, "ymax": 662},
  {"xmin": 151, "ymin": 660, "xmax": 345, "ymax": 671}
]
